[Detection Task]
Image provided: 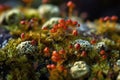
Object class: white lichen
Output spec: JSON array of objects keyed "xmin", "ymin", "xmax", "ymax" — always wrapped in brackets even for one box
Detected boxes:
[
  {"xmin": 95, "ymin": 42, "xmax": 107, "ymax": 51},
  {"xmin": 116, "ymin": 59, "xmax": 120, "ymax": 67},
  {"xmin": 117, "ymin": 72, "xmax": 120, "ymax": 80},
  {"xmin": 16, "ymin": 41, "xmax": 37, "ymax": 55},
  {"xmin": 42, "ymin": 17, "xmax": 61, "ymax": 29},
  {"xmin": 73, "ymin": 39, "xmax": 92, "ymax": 51},
  {"xmin": 70, "ymin": 61, "xmax": 90, "ymax": 78},
  {"xmin": 38, "ymin": 4, "xmax": 60, "ymax": 19},
  {"xmin": 5, "ymin": 8, "xmax": 23, "ymax": 24}
]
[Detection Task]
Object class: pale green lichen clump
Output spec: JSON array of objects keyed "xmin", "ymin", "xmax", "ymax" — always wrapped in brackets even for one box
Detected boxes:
[
  {"xmin": 16, "ymin": 41, "xmax": 37, "ymax": 55},
  {"xmin": 70, "ymin": 61, "xmax": 90, "ymax": 78},
  {"xmin": 42, "ymin": 17, "xmax": 61, "ymax": 29},
  {"xmin": 95, "ymin": 42, "xmax": 107, "ymax": 50},
  {"xmin": 73, "ymin": 39, "xmax": 92, "ymax": 51},
  {"xmin": 116, "ymin": 59, "xmax": 120, "ymax": 67},
  {"xmin": 38, "ymin": 4, "xmax": 60, "ymax": 19}
]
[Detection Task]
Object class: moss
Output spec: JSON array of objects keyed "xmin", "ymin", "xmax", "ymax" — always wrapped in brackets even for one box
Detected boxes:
[{"xmin": 0, "ymin": 16, "xmax": 120, "ymax": 80}]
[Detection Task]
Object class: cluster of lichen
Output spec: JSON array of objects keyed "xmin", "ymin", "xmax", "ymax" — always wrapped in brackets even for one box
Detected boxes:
[
  {"xmin": 0, "ymin": 1, "xmax": 120, "ymax": 79},
  {"xmin": 0, "ymin": 16, "xmax": 120, "ymax": 80},
  {"xmin": 0, "ymin": 38, "xmax": 46, "ymax": 80},
  {"xmin": 47, "ymin": 38, "xmax": 120, "ymax": 80}
]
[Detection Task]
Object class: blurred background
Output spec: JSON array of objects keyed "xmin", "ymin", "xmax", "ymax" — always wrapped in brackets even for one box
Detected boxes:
[{"xmin": 0, "ymin": 0, "xmax": 120, "ymax": 21}]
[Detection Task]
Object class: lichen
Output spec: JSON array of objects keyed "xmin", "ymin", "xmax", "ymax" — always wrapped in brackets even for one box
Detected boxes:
[
  {"xmin": 70, "ymin": 61, "xmax": 90, "ymax": 79},
  {"xmin": 16, "ymin": 41, "xmax": 37, "ymax": 55}
]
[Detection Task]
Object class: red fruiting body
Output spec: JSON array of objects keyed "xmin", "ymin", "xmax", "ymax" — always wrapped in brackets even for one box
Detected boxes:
[
  {"xmin": 52, "ymin": 51, "xmax": 61, "ymax": 62},
  {"xmin": 57, "ymin": 24, "xmax": 62, "ymax": 28},
  {"xmin": 91, "ymin": 39, "xmax": 96, "ymax": 45},
  {"xmin": 53, "ymin": 24, "xmax": 58, "ymax": 29},
  {"xmin": 66, "ymin": 19, "xmax": 72, "ymax": 25},
  {"xmin": 0, "ymin": 5, "xmax": 10, "ymax": 12},
  {"xmin": 31, "ymin": 40, "xmax": 36, "ymax": 45},
  {"xmin": 50, "ymin": 64, "xmax": 56, "ymax": 69},
  {"xmin": 58, "ymin": 19, "xmax": 65, "ymax": 24},
  {"xmin": 59, "ymin": 49, "xmax": 66, "ymax": 54},
  {"xmin": 52, "ymin": 51, "xmax": 59, "ymax": 57},
  {"xmin": 32, "ymin": 18, "xmax": 38, "ymax": 21},
  {"xmin": 99, "ymin": 17, "xmax": 104, "ymax": 22},
  {"xmin": 74, "ymin": 43, "xmax": 81, "ymax": 50},
  {"xmin": 51, "ymin": 55, "xmax": 60, "ymax": 62},
  {"xmin": 50, "ymin": 28, "xmax": 57, "ymax": 33},
  {"xmin": 47, "ymin": 64, "xmax": 51, "ymax": 69},
  {"xmin": 69, "ymin": 44, "xmax": 73, "ymax": 49},
  {"xmin": 42, "ymin": 0, "xmax": 49, "ymax": 4},
  {"xmin": 67, "ymin": 1, "xmax": 75, "ymax": 8},
  {"xmin": 72, "ymin": 21, "xmax": 78, "ymax": 26},
  {"xmin": 111, "ymin": 16, "xmax": 118, "ymax": 21},
  {"xmin": 63, "ymin": 26, "xmax": 67, "ymax": 30},
  {"xmin": 21, "ymin": 33, "xmax": 25, "ymax": 39},
  {"xmin": 51, "ymin": 56, "xmax": 57, "ymax": 62},
  {"xmin": 78, "ymin": 24, "xmax": 80, "ymax": 27},
  {"xmin": 104, "ymin": 16, "xmax": 110, "ymax": 21},
  {"xmin": 47, "ymin": 64, "xmax": 56, "ymax": 69},
  {"xmin": 102, "ymin": 55, "xmax": 107, "ymax": 60},
  {"xmin": 44, "ymin": 47, "xmax": 49, "ymax": 53},
  {"xmin": 42, "ymin": 26, "xmax": 48, "ymax": 30},
  {"xmin": 72, "ymin": 30, "xmax": 78, "ymax": 36},
  {"xmin": 100, "ymin": 50, "xmax": 105, "ymax": 55},
  {"xmin": 59, "ymin": 23, "xmax": 64, "ymax": 28},
  {"xmin": 0, "ymin": 5, "xmax": 4, "ymax": 11},
  {"xmin": 81, "ymin": 51, "xmax": 87, "ymax": 57},
  {"xmin": 20, "ymin": 20, "xmax": 26, "ymax": 25}
]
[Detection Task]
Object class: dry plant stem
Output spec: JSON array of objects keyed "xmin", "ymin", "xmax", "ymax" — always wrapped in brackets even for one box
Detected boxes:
[{"xmin": 69, "ymin": 7, "xmax": 73, "ymax": 18}]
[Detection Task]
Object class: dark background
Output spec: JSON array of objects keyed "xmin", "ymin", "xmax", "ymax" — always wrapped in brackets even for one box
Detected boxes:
[
  {"xmin": 0, "ymin": 0, "xmax": 120, "ymax": 20},
  {"xmin": 63, "ymin": 0, "xmax": 120, "ymax": 20}
]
